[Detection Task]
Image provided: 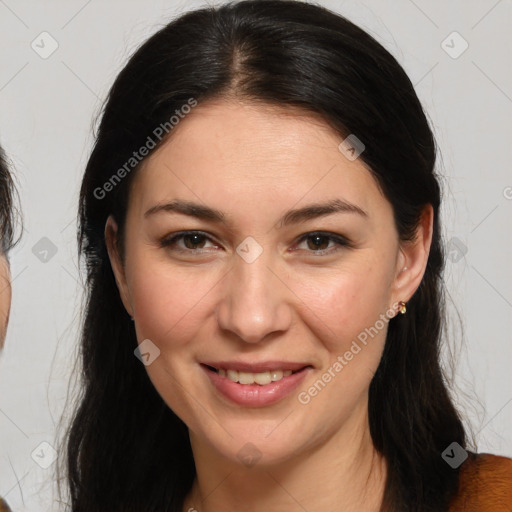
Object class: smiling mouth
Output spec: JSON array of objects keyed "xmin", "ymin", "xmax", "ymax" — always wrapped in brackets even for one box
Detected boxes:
[{"xmin": 202, "ymin": 364, "xmax": 311, "ymax": 386}]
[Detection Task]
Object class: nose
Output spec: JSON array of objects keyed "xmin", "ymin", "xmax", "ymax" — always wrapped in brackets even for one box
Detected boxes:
[{"xmin": 215, "ymin": 246, "xmax": 292, "ymax": 344}]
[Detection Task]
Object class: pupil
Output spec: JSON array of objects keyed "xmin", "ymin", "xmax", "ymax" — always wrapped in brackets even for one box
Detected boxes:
[
  {"xmin": 185, "ymin": 234, "xmax": 204, "ymax": 249},
  {"xmin": 309, "ymin": 235, "xmax": 328, "ymax": 250}
]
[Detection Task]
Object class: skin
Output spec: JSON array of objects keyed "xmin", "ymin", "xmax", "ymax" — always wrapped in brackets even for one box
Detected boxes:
[
  {"xmin": 0, "ymin": 255, "xmax": 11, "ymax": 349},
  {"xmin": 106, "ymin": 99, "xmax": 433, "ymax": 512}
]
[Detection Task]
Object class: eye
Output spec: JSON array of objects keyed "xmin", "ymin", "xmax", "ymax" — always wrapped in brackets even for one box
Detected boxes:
[
  {"xmin": 294, "ymin": 231, "xmax": 352, "ymax": 255},
  {"xmin": 159, "ymin": 231, "xmax": 218, "ymax": 253},
  {"xmin": 159, "ymin": 230, "xmax": 352, "ymax": 256}
]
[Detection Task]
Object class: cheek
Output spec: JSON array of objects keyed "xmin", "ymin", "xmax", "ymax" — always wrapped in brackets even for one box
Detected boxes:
[
  {"xmin": 126, "ymin": 256, "xmax": 219, "ymax": 349},
  {"xmin": 298, "ymin": 258, "xmax": 395, "ymax": 351},
  {"xmin": 292, "ymin": 266, "xmax": 393, "ymax": 426},
  {"xmin": 127, "ymin": 246, "xmax": 395, "ymax": 355}
]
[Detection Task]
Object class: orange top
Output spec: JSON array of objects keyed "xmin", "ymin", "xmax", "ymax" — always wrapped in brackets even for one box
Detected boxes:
[
  {"xmin": 0, "ymin": 497, "xmax": 12, "ymax": 512},
  {"xmin": 448, "ymin": 453, "xmax": 512, "ymax": 511}
]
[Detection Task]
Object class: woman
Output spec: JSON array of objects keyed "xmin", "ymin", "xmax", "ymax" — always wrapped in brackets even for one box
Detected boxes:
[
  {"xmin": 63, "ymin": 1, "xmax": 512, "ymax": 511},
  {"xmin": 0, "ymin": 144, "xmax": 20, "ymax": 512}
]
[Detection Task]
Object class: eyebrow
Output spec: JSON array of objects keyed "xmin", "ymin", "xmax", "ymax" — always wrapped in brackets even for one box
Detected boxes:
[{"xmin": 144, "ymin": 198, "xmax": 368, "ymax": 227}]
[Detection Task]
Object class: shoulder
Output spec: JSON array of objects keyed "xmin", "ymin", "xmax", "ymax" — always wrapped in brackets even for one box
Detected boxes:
[
  {"xmin": 448, "ymin": 452, "xmax": 512, "ymax": 511},
  {"xmin": 0, "ymin": 497, "xmax": 12, "ymax": 512}
]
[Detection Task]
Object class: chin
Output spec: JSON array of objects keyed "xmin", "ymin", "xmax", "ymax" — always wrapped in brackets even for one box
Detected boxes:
[{"xmin": 190, "ymin": 418, "xmax": 310, "ymax": 469}]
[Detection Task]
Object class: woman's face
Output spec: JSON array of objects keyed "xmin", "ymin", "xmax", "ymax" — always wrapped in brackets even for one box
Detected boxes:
[
  {"xmin": 108, "ymin": 100, "xmax": 430, "ymax": 466},
  {"xmin": 0, "ymin": 255, "xmax": 11, "ymax": 348}
]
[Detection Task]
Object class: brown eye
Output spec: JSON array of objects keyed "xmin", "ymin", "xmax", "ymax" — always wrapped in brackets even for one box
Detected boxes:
[
  {"xmin": 295, "ymin": 232, "xmax": 351, "ymax": 255},
  {"xmin": 182, "ymin": 233, "xmax": 208, "ymax": 249},
  {"xmin": 160, "ymin": 230, "xmax": 351, "ymax": 256},
  {"xmin": 160, "ymin": 231, "xmax": 217, "ymax": 252},
  {"xmin": 305, "ymin": 234, "xmax": 330, "ymax": 251}
]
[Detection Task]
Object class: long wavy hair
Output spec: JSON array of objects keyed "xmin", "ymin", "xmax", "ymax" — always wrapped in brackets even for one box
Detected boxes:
[{"xmin": 61, "ymin": 1, "xmax": 467, "ymax": 510}]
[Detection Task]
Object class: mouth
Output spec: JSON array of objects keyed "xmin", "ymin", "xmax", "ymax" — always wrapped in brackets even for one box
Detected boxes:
[
  {"xmin": 202, "ymin": 363, "xmax": 311, "ymax": 386},
  {"xmin": 200, "ymin": 362, "xmax": 313, "ymax": 407}
]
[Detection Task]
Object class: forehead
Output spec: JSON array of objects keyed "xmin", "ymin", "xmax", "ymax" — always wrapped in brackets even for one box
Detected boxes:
[{"xmin": 128, "ymin": 100, "xmax": 389, "ymax": 222}]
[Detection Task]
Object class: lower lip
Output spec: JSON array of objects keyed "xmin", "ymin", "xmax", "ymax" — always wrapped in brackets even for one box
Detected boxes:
[{"xmin": 201, "ymin": 364, "xmax": 311, "ymax": 407}]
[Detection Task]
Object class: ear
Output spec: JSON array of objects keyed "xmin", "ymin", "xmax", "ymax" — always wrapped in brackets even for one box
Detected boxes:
[
  {"xmin": 105, "ymin": 216, "xmax": 134, "ymax": 317},
  {"xmin": 391, "ymin": 204, "xmax": 434, "ymax": 309}
]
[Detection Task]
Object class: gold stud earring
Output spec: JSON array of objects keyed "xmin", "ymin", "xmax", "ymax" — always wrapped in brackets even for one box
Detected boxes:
[{"xmin": 398, "ymin": 301, "xmax": 407, "ymax": 314}]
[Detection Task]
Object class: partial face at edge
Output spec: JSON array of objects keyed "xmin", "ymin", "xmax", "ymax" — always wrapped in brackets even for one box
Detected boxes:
[
  {"xmin": 106, "ymin": 100, "xmax": 432, "ymax": 466},
  {"xmin": 0, "ymin": 255, "xmax": 11, "ymax": 348}
]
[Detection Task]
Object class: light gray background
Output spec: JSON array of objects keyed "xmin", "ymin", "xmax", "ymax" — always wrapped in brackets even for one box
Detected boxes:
[{"xmin": 0, "ymin": 0, "xmax": 511, "ymax": 510}]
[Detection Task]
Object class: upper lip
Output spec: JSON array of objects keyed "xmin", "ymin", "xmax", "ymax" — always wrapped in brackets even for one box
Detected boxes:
[{"xmin": 201, "ymin": 361, "xmax": 312, "ymax": 373}]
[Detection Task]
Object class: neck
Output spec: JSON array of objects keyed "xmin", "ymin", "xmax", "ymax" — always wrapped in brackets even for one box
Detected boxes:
[{"xmin": 183, "ymin": 402, "xmax": 387, "ymax": 512}]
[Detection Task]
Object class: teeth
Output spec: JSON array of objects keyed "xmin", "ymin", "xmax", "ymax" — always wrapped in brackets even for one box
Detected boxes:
[
  {"xmin": 227, "ymin": 369, "xmax": 238, "ymax": 382},
  {"xmin": 239, "ymin": 371, "xmax": 257, "ymax": 385},
  {"xmin": 218, "ymin": 368, "xmax": 294, "ymax": 385},
  {"xmin": 271, "ymin": 370, "xmax": 284, "ymax": 381}
]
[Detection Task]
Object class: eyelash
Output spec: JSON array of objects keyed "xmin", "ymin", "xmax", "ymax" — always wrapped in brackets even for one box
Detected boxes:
[{"xmin": 159, "ymin": 230, "xmax": 352, "ymax": 256}]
